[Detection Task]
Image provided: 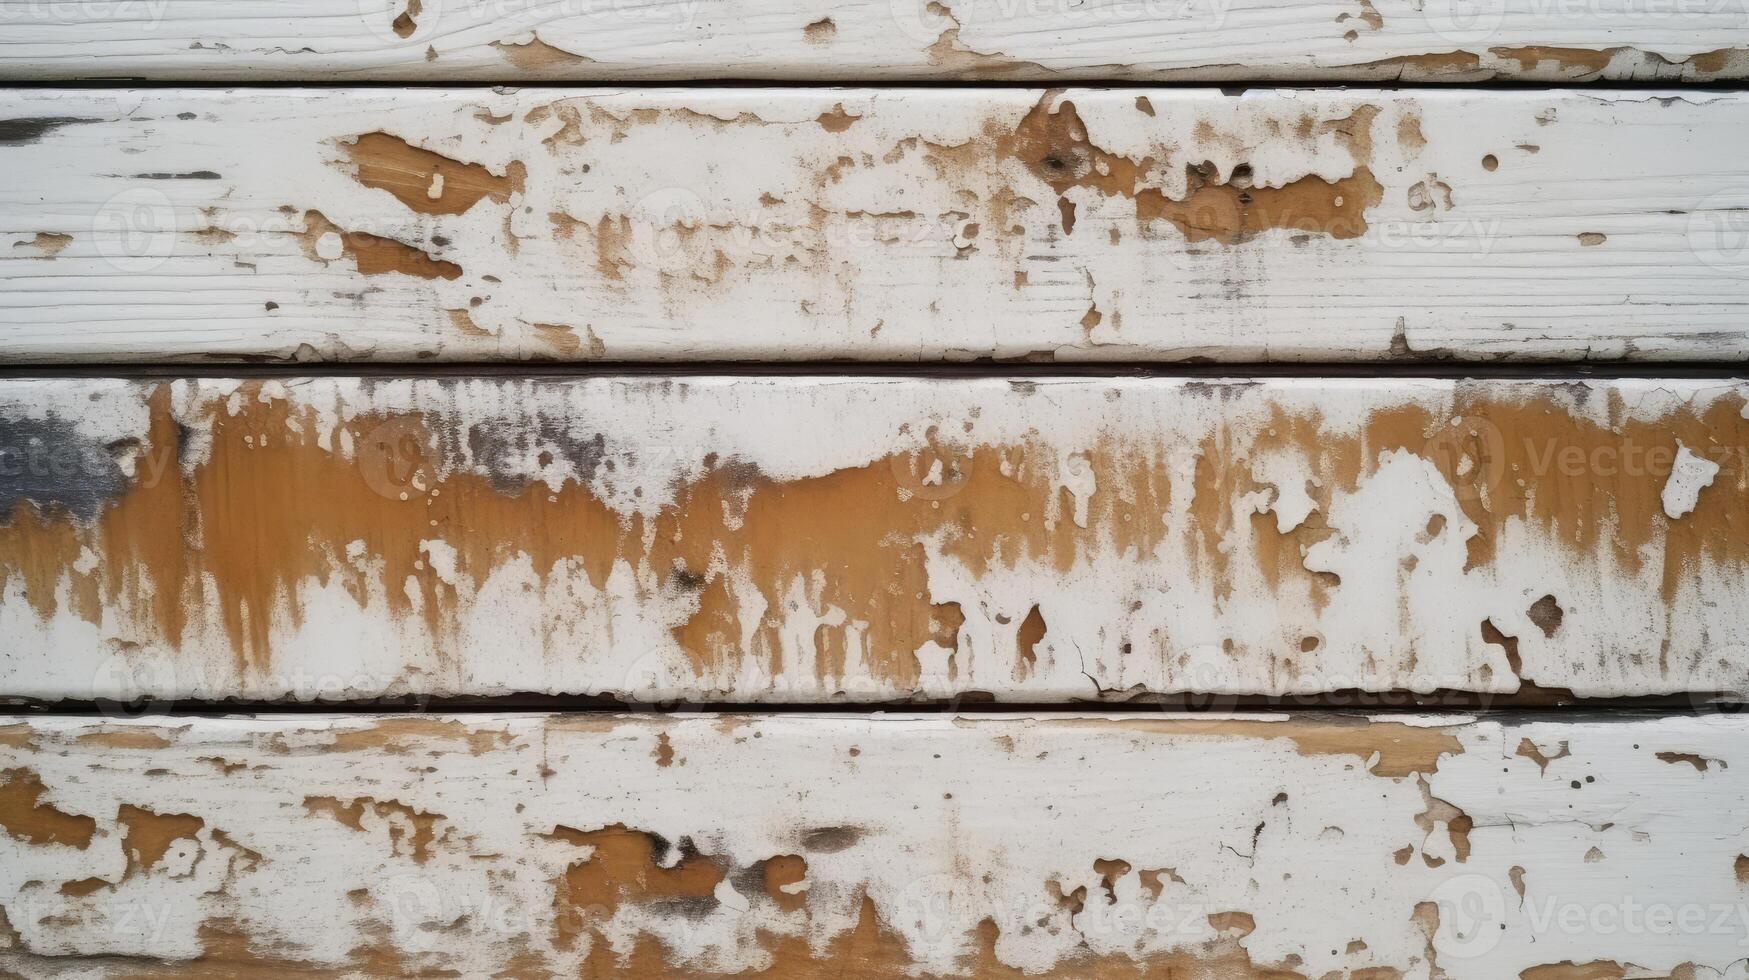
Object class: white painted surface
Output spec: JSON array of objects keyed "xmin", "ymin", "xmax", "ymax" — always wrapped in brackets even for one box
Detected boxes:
[
  {"xmin": 3, "ymin": 89, "xmax": 1749, "ymax": 363},
  {"xmin": 0, "ymin": 376, "xmax": 1744, "ymax": 702},
  {"xmin": 2, "ymin": 712, "xmax": 1748, "ymax": 976},
  {"xmin": 0, "ymin": 0, "xmax": 1744, "ymax": 81}
]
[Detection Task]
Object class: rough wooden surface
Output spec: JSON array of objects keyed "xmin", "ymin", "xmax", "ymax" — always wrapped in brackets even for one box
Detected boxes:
[
  {"xmin": 4, "ymin": 89, "xmax": 1749, "ymax": 363},
  {"xmin": 1, "ymin": 0, "xmax": 1745, "ymax": 82},
  {"xmin": 1, "ymin": 375, "xmax": 1744, "ymax": 703},
  {"xmin": 3, "ymin": 712, "xmax": 1749, "ymax": 977}
]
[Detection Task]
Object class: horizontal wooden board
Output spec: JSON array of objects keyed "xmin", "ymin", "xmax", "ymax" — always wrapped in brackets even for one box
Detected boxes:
[
  {"xmin": 3, "ymin": 712, "xmax": 1749, "ymax": 976},
  {"xmin": 1, "ymin": 375, "xmax": 1745, "ymax": 703},
  {"xmin": 4, "ymin": 88, "xmax": 1749, "ymax": 363},
  {"xmin": 1, "ymin": 0, "xmax": 1746, "ymax": 82}
]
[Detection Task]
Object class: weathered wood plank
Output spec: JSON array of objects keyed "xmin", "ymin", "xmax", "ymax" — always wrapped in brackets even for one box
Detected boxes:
[
  {"xmin": 2, "ymin": 712, "xmax": 1747, "ymax": 976},
  {"xmin": 1, "ymin": 376, "xmax": 1745, "ymax": 702},
  {"xmin": 1, "ymin": 0, "xmax": 1745, "ymax": 82},
  {"xmin": 4, "ymin": 88, "xmax": 1749, "ymax": 364}
]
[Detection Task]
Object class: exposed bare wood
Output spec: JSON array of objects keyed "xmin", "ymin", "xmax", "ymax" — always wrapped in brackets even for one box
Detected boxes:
[{"xmin": 3, "ymin": 89, "xmax": 1748, "ymax": 363}]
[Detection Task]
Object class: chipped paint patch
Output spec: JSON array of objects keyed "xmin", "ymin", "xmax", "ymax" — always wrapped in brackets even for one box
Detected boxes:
[{"xmin": 1661, "ymin": 442, "xmax": 1721, "ymax": 519}]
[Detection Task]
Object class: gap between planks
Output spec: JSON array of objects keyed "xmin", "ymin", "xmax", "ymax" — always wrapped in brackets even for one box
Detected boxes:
[{"xmin": 0, "ymin": 362, "xmax": 1746, "ymax": 381}]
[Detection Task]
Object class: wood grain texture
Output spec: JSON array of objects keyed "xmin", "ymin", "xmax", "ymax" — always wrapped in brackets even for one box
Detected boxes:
[
  {"xmin": 3, "ymin": 711, "xmax": 1749, "ymax": 976},
  {"xmin": 4, "ymin": 88, "xmax": 1749, "ymax": 364},
  {"xmin": 1, "ymin": 375, "xmax": 1745, "ymax": 703},
  {"xmin": 0, "ymin": 0, "xmax": 1745, "ymax": 82}
]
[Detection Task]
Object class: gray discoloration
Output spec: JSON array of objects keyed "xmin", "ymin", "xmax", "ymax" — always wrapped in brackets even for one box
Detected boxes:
[
  {"xmin": 464, "ymin": 419, "xmax": 606, "ymax": 494},
  {"xmin": 0, "ymin": 414, "xmax": 131, "ymax": 524},
  {"xmin": 801, "ymin": 825, "xmax": 863, "ymax": 852},
  {"xmin": 131, "ymin": 171, "xmax": 222, "ymax": 180},
  {"xmin": 0, "ymin": 117, "xmax": 99, "ymax": 146}
]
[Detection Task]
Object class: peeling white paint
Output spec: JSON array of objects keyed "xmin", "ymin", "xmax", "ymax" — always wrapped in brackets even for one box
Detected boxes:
[{"xmin": 1662, "ymin": 441, "xmax": 1721, "ymax": 519}]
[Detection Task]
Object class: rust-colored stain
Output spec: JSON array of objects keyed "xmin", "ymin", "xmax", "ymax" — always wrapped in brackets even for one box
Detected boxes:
[
  {"xmin": 115, "ymin": 803, "xmax": 203, "ymax": 874},
  {"xmin": 342, "ymin": 132, "xmax": 525, "ymax": 216},
  {"xmin": 1737, "ymin": 854, "xmax": 1749, "ymax": 883},
  {"xmin": 0, "ymin": 768, "xmax": 96, "ymax": 848},
  {"xmin": 297, "ymin": 210, "xmax": 462, "ymax": 281},
  {"xmin": 0, "ymin": 384, "xmax": 1744, "ymax": 690}
]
